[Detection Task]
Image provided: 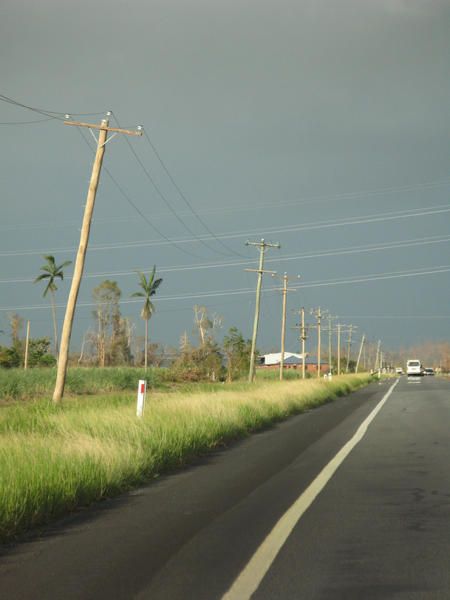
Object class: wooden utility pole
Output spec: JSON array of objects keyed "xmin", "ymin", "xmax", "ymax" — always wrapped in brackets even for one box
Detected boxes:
[
  {"xmin": 52, "ymin": 118, "xmax": 141, "ymax": 404},
  {"xmin": 325, "ymin": 314, "xmax": 338, "ymax": 375},
  {"xmin": 245, "ymin": 238, "xmax": 280, "ymax": 383},
  {"xmin": 355, "ymin": 334, "xmax": 366, "ymax": 373},
  {"xmin": 24, "ymin": 320, "xmax": 30, "ymax": 370},
  {"xmin": 337, "ymin": 323, "xmax": 341, "ymax": 375},
  {"xmin": 273, "ymin": 273, "xmax": 300, "ymax": 380},
  {"xmin": 300, "ymin": 308, "xmax": 308, "ymax": 379},
  {"xmin": 291, "ymin": 307, "xmax": 309, "ymax": 379},
  {"xmin": 310, "ymin": 308, "xmax": 325, "ymax": 378},
  {"xmin": 374, "ymin": 340, "xmax": 381, "ymax": 372},
  {"xmin": 345, "ymin": 324, "xmax": 356, "ymax": 373}
]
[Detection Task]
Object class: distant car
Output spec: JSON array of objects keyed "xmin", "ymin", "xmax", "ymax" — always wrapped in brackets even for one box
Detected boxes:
[
  {"xmin": 407, "ymin": 359, "xmax": 423, "ymax": 376},
  {"xmin": 423, "ymin": 368, "xmax": 434, "ymax": 376},
  {"xmin": 396, "ymin": 367, "xmax": 404, "ymax": 375}
]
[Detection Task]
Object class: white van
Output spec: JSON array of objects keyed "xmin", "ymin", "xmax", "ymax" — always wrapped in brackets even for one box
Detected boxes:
[{"xmin": 406, "ymin": 359, "xmax": 423, "ymax": 376}]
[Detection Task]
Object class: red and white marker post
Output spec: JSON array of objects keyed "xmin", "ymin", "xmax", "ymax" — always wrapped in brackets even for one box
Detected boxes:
[{"xmin": 136, "ymin": 379, "xmax": 147, "ymax": 417}]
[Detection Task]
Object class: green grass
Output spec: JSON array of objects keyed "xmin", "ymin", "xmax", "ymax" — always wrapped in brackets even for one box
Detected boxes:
[
  {"xmin": 0, "ymin": 366, "xmax": 165, "ymax": 402},
  {"xmin": 0, "ymin": 373, "xmax": 374, "ymax": 543}
]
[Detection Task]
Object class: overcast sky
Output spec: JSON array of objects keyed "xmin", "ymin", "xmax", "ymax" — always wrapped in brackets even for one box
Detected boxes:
[{"xmin": 1, "ymin": 0, "xmax": 449, "ymax": 357}]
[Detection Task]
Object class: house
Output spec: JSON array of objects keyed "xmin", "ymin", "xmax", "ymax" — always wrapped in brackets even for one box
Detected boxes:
[{"xmin": 259, "ymin": 352, "xmax": 328, "ymax": 374}]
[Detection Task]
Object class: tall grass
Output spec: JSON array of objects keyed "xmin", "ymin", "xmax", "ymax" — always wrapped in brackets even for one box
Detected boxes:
[
  {"xmin": 0, "ymin": 367, "xmax": 164, "ymax": 402},
  {"xmin": 0, "ymin": 374, "xmax": 373, "ymax": 542}
]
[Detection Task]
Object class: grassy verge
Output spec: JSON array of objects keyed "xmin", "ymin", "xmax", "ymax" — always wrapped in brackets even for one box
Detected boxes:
[
  {"xmin": 0, "ymin": 367, "xmax": 166, "ymax": 402},
  {"xmin": 0, "ymin": 374, "xmax": 374, "ymax": 543}
]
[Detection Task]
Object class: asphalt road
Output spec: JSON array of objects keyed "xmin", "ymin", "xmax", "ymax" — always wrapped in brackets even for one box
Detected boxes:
[{"xmin": 1, "ymin": 376, "xmax": 449, "ymax": 599}]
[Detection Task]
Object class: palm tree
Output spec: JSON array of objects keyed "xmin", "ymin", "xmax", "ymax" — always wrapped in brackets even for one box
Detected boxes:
[
  {"xmin": 131, "ymin": 266, "xmax": 162, "ymax": 371},
  {"xmin": 34, "ymin": 255, "xmax": 72, "ymax": 360}
]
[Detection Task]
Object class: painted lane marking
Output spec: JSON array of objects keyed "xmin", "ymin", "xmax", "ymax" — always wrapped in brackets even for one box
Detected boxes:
[{"xmin": 222, "ymin": 378, "xmax": 399, "ymax": 600}]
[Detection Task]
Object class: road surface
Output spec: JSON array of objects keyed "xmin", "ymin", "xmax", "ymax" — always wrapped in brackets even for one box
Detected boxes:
[{"xmin": 1, "ymin": 376, "xmax": 449, "ymax": 599}]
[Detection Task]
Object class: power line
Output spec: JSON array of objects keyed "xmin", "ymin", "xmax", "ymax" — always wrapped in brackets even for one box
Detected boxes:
[
  {"xmin": 2, "ymin": 264, "xmax": 449, "ymax": 312},
  {"xmin": 2, "ymin": 177, "xmax": 449, "ymax": 233},
  {"xmin": 111, "ymin": 112, "xmax": 244, "ymax": 259},
  {"xmin": 2, "ymin": 233, "xmax": 448, "ymax": 283},
  {"xmin": 2, "ymin": 204, "xmax": 449, "ymax": 257},
  {"xmin": 140, "ymin": 124, "xmax": 247, "ymax": 258},
  {"xmin": 0, "ymin": 94, "xmax": 221, "ymax": 261},
  {"xmin": 75, "ymin": 126, "xmax": 210, "ymax": 261},
  {"xmin": 0, "ymin": 117, "xmax": 56, "ymax": 125},
  {"xmin": 0, "ymin": 93, "xmax": 107, "ymax": 118}
]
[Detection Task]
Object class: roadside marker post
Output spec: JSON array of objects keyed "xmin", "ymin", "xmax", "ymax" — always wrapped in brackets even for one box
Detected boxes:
[{"xmin": 136, "ymin": 380, "xmax": 147, "ymax": 417}]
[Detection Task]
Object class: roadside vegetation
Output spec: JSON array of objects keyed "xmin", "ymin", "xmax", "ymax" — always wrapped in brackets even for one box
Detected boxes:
[{"xmin": 0, "ymin": 373, "xmax": 373, "ymax": 543}]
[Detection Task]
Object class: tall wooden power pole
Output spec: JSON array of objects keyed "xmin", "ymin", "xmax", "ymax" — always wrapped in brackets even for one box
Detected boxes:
[
  {"xmin": 374, "ymin": 339, "xmax": 381, "ymax": 372},
  {"xmin": 52, "ymin": 118, "xmax": 142, "ymax": 404},
  {"xmin": 291, "ymin": 307, "xmax": 309, "ymax": 379},
  {"xmin": 245, "ymin": 238, "xmax": 280, "ymax": 383},
  {"xmin": 324, "ymin": 314, "xmax": 338, "ymax": 375},
  {"xmin": 273, "ymin": 273, "xmax": 300, "ymax": 380},
  {"xmin": 24, "ymin": 320, "xmax": 30, "ymax": 370},
  {"xmin": 355, "ymin": 334, "xmax": 366, "ymax": 373},
  {"xmin": 310, "ymin": 308, "xmax": 326, "ymax": 378},
  {"xmin": 300, "ymin": 307, "xmax": 308, "ymax": 379},
  {"xmin": 345, "ymin": 324, "xmax": 356, "ymax": 373}
]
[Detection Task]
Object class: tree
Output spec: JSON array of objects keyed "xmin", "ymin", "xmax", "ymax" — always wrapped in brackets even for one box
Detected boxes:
[
  {"xmin": 131, "ymin": 266, "xmax": 163, "ymax": 371},
  {"xmin": 27, "ymin": 338, "xmax": 56, "ymax": 368},
  {"xmin": 33, "ymin": 255, "xmax": 72, "ymax": 359},
  {"xmin": 91, "ymin": 280, "xmax": 122, "ymax": 367},
  {"xmin": 193, "ymin": 305, "xmax": 223, "ymax": 348},
  {"xmin": 222, "ymin": 327, "xmax": 252, "ymax": 382},
  {"xmin": 171, "ymin": 306, "xmax": 224, "ymax": 381},
  {"xmin": 7, "ymin": 313, "xmax": 24, "ymax": 347},
  {"xmin": 0, "ymin": 346, "xmax": 21, "ymax": 368}
]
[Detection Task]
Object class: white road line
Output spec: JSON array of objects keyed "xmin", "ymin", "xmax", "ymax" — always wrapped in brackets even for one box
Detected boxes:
[{"xmin": 222, "ymin": 378, "xmax": 400, "ymax": 600}]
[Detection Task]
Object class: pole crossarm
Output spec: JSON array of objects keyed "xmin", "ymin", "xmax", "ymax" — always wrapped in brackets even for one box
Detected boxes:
[
  {"xmin": 245, "ymin": 269, "xmax": 277, "ymax": 274},
  {"xmin": 245, "ymin": 240, "xmax": 280, "ymax": 249},
  {"xmin": 64, "ymin": 121, "xmax": 142, "ymax": 136}
]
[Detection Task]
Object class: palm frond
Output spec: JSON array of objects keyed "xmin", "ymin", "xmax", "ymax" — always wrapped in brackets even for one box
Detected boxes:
[
  {"xmin": 150, "ymin": 278, "xmax": 163, "ymax": 293},
  {"xmin": 33, "ymin": 273, "xmax": 50, "ymax": 284},
  {"xmin": 134, "ymin": 270, "xmax": 148, "ymax": 291}
]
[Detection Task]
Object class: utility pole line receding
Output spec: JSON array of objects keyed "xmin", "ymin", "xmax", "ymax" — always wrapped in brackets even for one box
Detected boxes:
[
  {"xmin": 245, "ymin": 238, "xmax": 280, "ymax": 383},
  {"xmin": 273, "ymin": 273, "xmax": 300, "ymax": 380},
  {"xmin": 52, "ymin": 118, "xmax": 142, "ymax": 404}
]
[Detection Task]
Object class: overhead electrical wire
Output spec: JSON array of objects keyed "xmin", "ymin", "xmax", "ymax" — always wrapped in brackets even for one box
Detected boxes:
[
  {"xmin": 2, "ymin": 204, "xmax": 448, "ymax": 257},
  {"xmin": 111, "ymin": 111, "xmax": 246, "ymax": 259},
  {"xmin": 2, "ymin": 177, "xmax": 448, "ymax": 233},
  {"xmin": 0, "ymin": 93, "xmax": 106, "ymax": 119},
  {"xmin": 75, "ymin": 126, "xmax": 210, "ymax": 261},
  {"xmin": 1, "ymin": 233, "xmax": 449, "ymax": 283},
  {"xmin": 1, "ymin": 265, "xmax": 449, "ymax": 312},
  {"xmin": 0, "ymin": 94, "xmax": 200, "ymax": 261},
  {"xmin": 0, "ymin": 117, "xmax": 56, "ymax": 125},
  {"xmin": 140, "ymin": 123, "xmax": 247, "ymax": 258}
]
